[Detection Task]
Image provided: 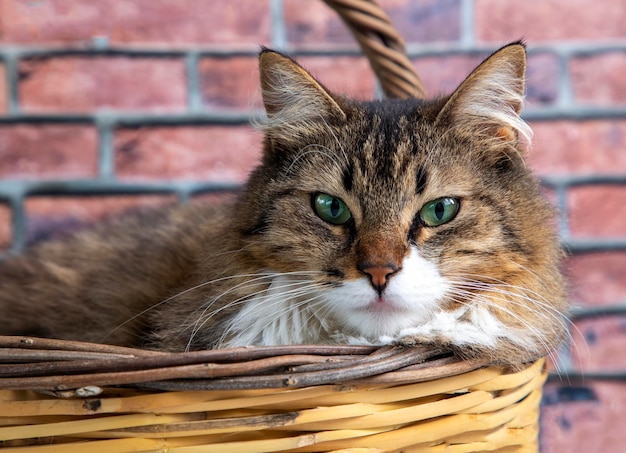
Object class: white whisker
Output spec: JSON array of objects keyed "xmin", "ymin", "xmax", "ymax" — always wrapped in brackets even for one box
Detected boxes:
[
  {"xmin": 441, "ymin": 273, "xmax": 576, "ymax": 370},
  {"xmin": 183, "ymin": 273, "xmax": 328, "ymax": 350},
  {"xmin": 218, "ymin": 290, "xmax": 330, "ymax": 348}
]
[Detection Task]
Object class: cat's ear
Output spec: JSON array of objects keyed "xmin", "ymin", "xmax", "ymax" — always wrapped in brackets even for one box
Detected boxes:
[
  {"xmin": 435, "ymin": 42, "xmax": 532, "ymax": 146},
  {"xmin": 258, "ymin": 48, "xmax": 347, "ymax": 140}
]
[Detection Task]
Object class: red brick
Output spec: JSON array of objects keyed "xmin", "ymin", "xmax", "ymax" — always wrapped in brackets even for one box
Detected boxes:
[
  {"xmin": 541, "ymin": 381, "xmax": 626, "ymax": 453},
  {"xmin": 283, "ymin": 0, "xmax": 357, "ymax": 49},
  {"xmin": 284, "ymin": 0, "xmax": 461, "ymax": 48},
  {"xmin": 0, "ymin": 124, "xmax": 98, "ymax": 179},
  {"xmin": 568, "ymin": 185, "xmax": 626, "ymax": 238},
  {"xmin": 411, "ymin": 52, "xmax": 558, "ymax": 104},
  {"xmin": 297, "ymin": 56, "xmax": 376, "ymax": 99},
  {"xmin": 475, "ymin": 0, "xmax": 626, "ymax": 42},
  {"xmin": 19, "ymin": 57, "xmax": 186, "ymax": 113},
  {"xmin": 0, "ymin": 0, "xmax": 271, "ymax": 47},
  {"xmin": 570, "ymin": 52, "xmax": 626, "ymax": 105},
  {"xmin": 412, "ymin": 54, "xmax": 485, "ymax": 97},
  {"xmin": 114, "ymin": 126, "xmax": 262, "ymax": 183},
  {"xmin": 565, "ymin": 252, "xmax": 626, "ymax": 306},
  {"xmin": 24, "ymin": 195, "xmax": 177, "ymax": 245},
  {"xmin": 527, "ymin": 121, "xmax": 626, "ymax": 176},
  {"xmin": 568, "ymin": 316, "xmax": 626, "ymax": 373},
  {"xmin": 0, "ymin": 63, "xmax": 7, "ymax": 113},
  {"xmin": 525, "ymin": 53, "xmax": 559, "ymax": 107},
  {"xmin": 383, "ymin": 0, "xmax": 461, "ymax": 45},
  {"xmin": 199, "ymin": 57, "xmax": 262, "ymax": 110},
  {"xmin": 0, "ymin": 204, "xmax": 11, "ymax": 251}
]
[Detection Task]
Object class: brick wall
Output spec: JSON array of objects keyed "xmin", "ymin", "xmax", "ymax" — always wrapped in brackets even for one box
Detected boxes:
[{"xmin": 0, "ymin": 1, "xmax": 624, "ymax": 451}]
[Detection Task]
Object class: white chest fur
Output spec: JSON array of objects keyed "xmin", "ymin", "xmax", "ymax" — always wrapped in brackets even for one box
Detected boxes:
[
  {"xmin": 222, "ymin": 274, "xmax": 330, "ymax": 347},
  {"xmin": 222, "ymin": 246, "xmax": 537, "ymax": 350},
  {"xmin": 224, "ymin": 247, "xmax": 450, "ymax": 347}
]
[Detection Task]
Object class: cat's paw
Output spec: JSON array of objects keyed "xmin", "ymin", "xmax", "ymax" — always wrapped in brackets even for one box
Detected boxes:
[
  {"xmin": 378, "ymin": 334, "xmax": 447, "ymax": 348},
  {"xmin": 392, "ymin": 324, "xmax": 500, "ymax": 362},
  {"xmin": 395, "ymin": 333, "xmax": 442, "ymax": 348},
  {"xmin": 391, "ymin": 327, "xmax": 453, "ymax": 349}
]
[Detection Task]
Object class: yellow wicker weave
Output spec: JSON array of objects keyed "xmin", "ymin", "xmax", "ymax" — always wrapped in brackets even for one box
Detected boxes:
[
  {"xmin": 0, "ymin": 338, "xmax": 545, "ymax": 452},
  {"xmin": 0, "ymin": 1, "xmax": 548, "ymax": 452},
  {"xmin": 0, "ymin": 352, "xmax": 544, "ymax": 451}
]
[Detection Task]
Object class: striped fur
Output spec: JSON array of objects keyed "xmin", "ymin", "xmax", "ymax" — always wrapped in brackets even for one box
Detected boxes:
[{"xmin": 0, "ymin": 44, "xmax": 567, "ymax": 365}]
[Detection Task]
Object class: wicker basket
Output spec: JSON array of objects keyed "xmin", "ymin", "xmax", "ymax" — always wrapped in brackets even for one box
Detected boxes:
[
  {"xmin": 0, "ymin": 2, "xmax": 546, "ymax": 452},
  {"xmin": 0, "ymin": 337, "xmax": 545, "ymax": 452}
]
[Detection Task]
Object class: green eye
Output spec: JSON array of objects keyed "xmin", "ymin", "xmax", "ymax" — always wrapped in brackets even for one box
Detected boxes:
[
  {"xmin": 313, "ymin": 193, "xmax": 352, "ymax": 225},
  {"xmin": 419, "ymin": 197, "xmax": 460, "ymax": 227}
]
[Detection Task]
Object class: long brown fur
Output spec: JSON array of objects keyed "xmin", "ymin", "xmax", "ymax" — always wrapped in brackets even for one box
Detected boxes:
[{"xmin": 0, "ymin": 43, "xmax": 567, "ymax": 364}]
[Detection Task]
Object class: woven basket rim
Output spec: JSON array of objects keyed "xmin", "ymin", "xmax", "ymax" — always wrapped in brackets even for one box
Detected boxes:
[
  {"xmin": 0, "ymin": 3, "xmax": 547, "ymax": 450},
  {"xmin": 0, "ymin": 358, "xmax": 546, "ymax": 452},
  {"xmin": 0, "ymin": 335, "xmax": 494, "ymax": 393},
  {"xmin": 0, "ymin": 0, "xmax": 531, "ymax": 397}
]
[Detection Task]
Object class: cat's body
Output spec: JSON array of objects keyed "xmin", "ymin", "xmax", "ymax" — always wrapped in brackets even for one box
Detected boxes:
[{"xmin": 0, "ymin": 44, "xmax": 568, "ymax": 364}]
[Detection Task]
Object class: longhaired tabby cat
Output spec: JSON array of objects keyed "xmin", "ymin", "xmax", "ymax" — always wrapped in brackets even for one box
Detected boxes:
[{"xmin": 0, "ymin": 42, "xmax": 567, "ymax": 365}]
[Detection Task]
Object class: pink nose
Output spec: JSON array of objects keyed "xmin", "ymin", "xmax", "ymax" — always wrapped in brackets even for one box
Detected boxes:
[{"xmin": 360, "ymin": 265, "xmax": 398, "ymax": 294}]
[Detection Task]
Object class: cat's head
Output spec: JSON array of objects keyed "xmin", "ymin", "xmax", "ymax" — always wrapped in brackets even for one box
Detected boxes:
[{"xmin": 235, "ymin": 43, "xmax": 567, "ymax": 363}]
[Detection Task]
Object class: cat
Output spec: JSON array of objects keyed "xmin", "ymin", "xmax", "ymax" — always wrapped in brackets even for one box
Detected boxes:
[{"xmin": 0, "ymin": 42, "xmax": 568, "ymax": 365}]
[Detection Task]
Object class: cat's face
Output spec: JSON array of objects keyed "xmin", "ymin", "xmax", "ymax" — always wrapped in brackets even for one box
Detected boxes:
[{"xmin": 232, "ymin": 45, "xmax": 566, "ymax": 362}]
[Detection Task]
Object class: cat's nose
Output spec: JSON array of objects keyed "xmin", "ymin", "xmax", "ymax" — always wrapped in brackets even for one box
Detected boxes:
[{"xmin": 359, "ymin": 264, "xmax": 398, "ymax": 294}]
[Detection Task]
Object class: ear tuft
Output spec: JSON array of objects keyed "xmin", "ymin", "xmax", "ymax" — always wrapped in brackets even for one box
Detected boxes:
[
  {"xmin": 257, "ymin": 49, "xmax": 346, "ymax": 141},
  {"xmin": 436, "ymin": 43, "xmax": 532, "ymax": 146}
]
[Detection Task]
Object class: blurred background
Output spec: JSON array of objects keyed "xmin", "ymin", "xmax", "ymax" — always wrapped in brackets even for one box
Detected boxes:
[{"xmin": 0, "ymin": 1, "xmax": 624, "ymax": 451}]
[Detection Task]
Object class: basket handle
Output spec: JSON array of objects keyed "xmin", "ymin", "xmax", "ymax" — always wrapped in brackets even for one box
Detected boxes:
[{"xmin": 322, "ymin": 0, "xmax": 427, "ymax": 99}]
